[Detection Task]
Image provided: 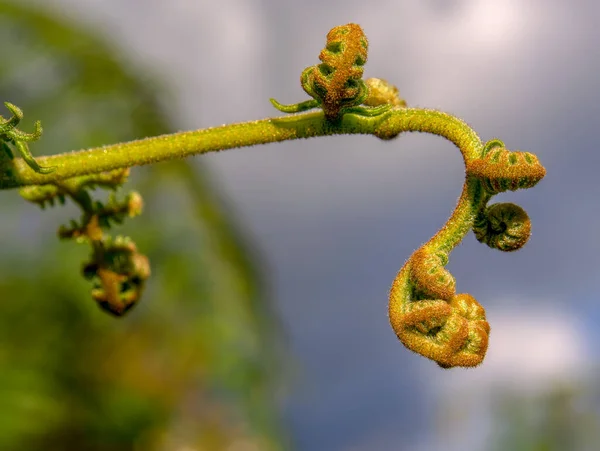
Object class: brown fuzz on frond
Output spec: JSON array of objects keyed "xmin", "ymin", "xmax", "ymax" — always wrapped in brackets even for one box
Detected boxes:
[
  {"xmin": 302, "ymin": 23, "xmax": 369, "ymax": 120},
  {"xmin": 389, "ymin": 250, "xmax": 490, "ymax": 368},
  {"xmin": 467, "ymin": 147, "xmax": 545, "ymax": 194}
]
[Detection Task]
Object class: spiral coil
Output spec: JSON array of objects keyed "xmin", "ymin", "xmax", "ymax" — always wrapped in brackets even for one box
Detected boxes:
[{"xmin": 473, "ymin": 202, "xmax": 531, "ymax": 252}]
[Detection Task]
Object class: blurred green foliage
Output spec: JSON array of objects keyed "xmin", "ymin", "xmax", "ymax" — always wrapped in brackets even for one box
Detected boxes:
[
  {"xmin": 436, "ymin": 376, "xmax": 600, "ymax": 451},
  {"xmin": 491, "ymin": 381, "xmax": 600, "ymax": 451},
  {"xmin": 0, "ymin": 2, "xmax": 284, "ymax": 450}
]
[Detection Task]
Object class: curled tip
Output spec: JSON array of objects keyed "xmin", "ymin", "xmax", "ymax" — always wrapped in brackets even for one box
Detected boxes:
[
  {"xmin": 84, "ymin": 238, "xmax": 150, "ymax": 317},
  {"xmin": 0, "ymin": 102, "xmax": 23, "ymax": 132},
  {"xmin": 409, "ymin": 248, "xmax": 456, "ymax": 300},
  {"xmin": 467, "ymin": 147, "xmax": 546, "ymax": 194},
  {"xmin": 439, "ymin": 293, "xmax": 490, "ymax": 368},
  {"xmin": 30, "ymin": 120, "xmax": 43, "ymax": 139},
  {"xmin": 270, "ymin": 98, "xmax": 319, "ymax": 114},
  {"xmin": 269, "ymin": 98, "xmax": 290, "ymax": 111},
  {"xmin": 481, "ymin": 138, "xmax": 505, "ymax": 155},
  {"xmin": 390, "ymin": 286, "xmax": 490, "ymax": 368},
  {"xmin": 3, "ymin": 102, "xmax": 23, "ymax": 120},
  {"xmin": 473, "ymin": 202, "xmax": 531, "ymax": 252}
]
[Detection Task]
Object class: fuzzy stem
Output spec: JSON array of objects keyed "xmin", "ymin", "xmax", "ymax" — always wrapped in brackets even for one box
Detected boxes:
[{"xmin": 0, "ymin": 108, "xmax": 483, "ymax": 189}]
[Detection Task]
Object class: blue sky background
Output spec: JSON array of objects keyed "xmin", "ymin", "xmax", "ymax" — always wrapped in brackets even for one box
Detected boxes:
[{"xmin": 23, "ymin": 0, "xmax": 600, "ymax": 449}]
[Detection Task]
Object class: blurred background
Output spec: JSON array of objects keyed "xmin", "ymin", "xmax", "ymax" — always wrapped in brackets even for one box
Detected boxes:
[{"xmin": 1, "ymin": 0, "xmax": 600, "ymax": 450}]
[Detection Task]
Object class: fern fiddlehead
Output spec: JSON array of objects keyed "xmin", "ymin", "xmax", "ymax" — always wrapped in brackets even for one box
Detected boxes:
[
  {"xmin": 271, "ymin": 23, "xmax": 397, "ymax": 121},
  {"xmin": 0, "ymin": 102, "xmax": 55, "ymax": 174},
  {"xmin": 20, "ymin": 169, "xmax": 149, "ymax": 316},
  {"xmin": 388, "ymin": 136, "xmax": 545, "ymax": 368}
]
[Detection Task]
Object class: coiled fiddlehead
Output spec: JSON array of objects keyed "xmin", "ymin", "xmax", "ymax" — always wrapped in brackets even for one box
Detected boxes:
[
  {"xmin": 472, "ymin": 203, "xmax": 531, "ymax": 252},
  {"xmin": 254, "ymin": 23, "xmax": 544, "ymax": 368},
  {"xmin": 82, "ymin": 234, "xmax": 150, "ymax": 316},
  {"xmin": 271, "ymin": 24, "xmax": 402, "ymax": 121},
  {"xmin": 467, "ymin": 138, "xmax": 545, "ymax": 193},
  {"xmin": 468, "ymin": 139, "xmax": 545, "ymax": 253},
  {"xmin": 20, "ymin": 168, "xmax": 149, "ymax": 316},
  {"xmin": 0, "ymin": 102, "xmax": 55, "ymax": 174},
  {"xmin": 388, "ymin": 135, "xmax": 545, "ymax": 368}
]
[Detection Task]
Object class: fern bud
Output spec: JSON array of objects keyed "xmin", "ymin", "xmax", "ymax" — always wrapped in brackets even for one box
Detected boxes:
[
  {"xmin": 364, "ymin": 78, "xmax": 407, "ymax": 108},
  {"xmin": 468, "ymin": 140, "xmax": 545, "ymax": 194},
  {"xmin": 473, "ymin": 202, "xmax": 531, "ymax": 252}
]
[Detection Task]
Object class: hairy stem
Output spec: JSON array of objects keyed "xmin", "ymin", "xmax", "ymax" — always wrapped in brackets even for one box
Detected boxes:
[{"xmin": 0, "ymin": 108, "xmax": 482, "ymax": 189}]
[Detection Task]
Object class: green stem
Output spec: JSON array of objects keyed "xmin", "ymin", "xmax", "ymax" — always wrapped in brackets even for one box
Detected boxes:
[
  {"xmin": 0, "ymin": 108, "xmax": 484, "ymax": 189},
  {"xmin": 427, "ymin": 180, "xmax": 492, "ymax": 255}
]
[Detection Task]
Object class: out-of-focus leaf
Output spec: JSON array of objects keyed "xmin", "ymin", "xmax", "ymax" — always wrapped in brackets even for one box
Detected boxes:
[
  {"xmin": 0, "ymin": 1, "xmax": 284, "ymax": 449},
  {"xmin": 136, "ymin": 159, "xmax": 286, "ymax": 446},
  {"xmin": 490, "ymin": 382, "xmax": 600, "ymax": 451}
]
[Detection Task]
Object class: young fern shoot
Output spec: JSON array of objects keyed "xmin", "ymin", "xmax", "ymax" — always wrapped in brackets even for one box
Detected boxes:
[
  {"xmin": 20, "ymin": 169, "xmax": 149, "ymax": 316},
  {"xmin": 1, "ymin": 23, "xmax": 545, "ymax": 368},
  {"xmin": 271, "ymin": 23, "xmax": 391, "ymax": 120},
  {"xmin": 0, "ymin": 102, "xmax": 55, "ymax": 174}
]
